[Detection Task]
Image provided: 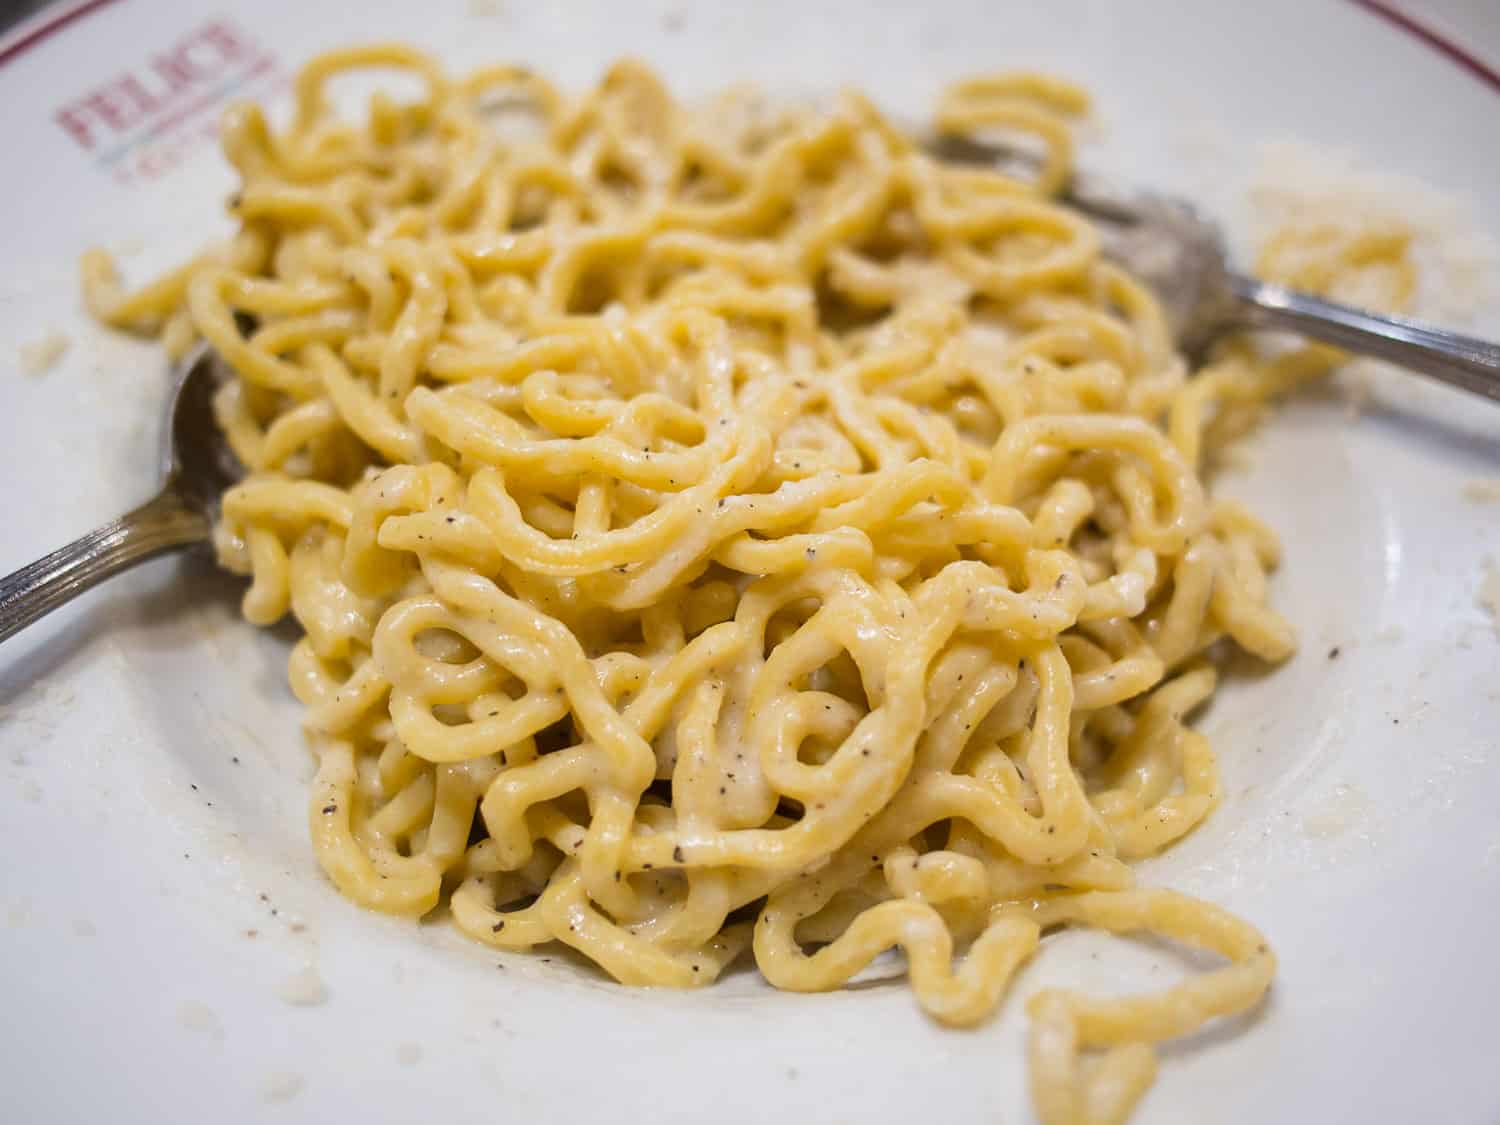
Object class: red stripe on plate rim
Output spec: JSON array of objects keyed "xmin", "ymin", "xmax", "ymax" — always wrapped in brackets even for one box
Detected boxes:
[
  {"xmin": 1350, "ymin": 0, "xmax": 1500, "ymax": 95},
  {"xmin": 0, "ymin": 0, "xmax": 1493, "ymax": 98},
  {"xmin": 0, "ymin": 0, "xmax": 121, "ymax": 68}
]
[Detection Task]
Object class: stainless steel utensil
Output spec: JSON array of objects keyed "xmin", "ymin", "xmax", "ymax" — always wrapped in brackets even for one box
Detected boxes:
[
  {"xmin": 932, "ymin": 135, "xmax": 1500, "ymax": 402},
  {"xmin": 3, "ymin": 148, "xmax": 1498, "ymax": 644},
  {"xmin": 0, "ymin": 346, "xmax": 242, "ymax": 643}
]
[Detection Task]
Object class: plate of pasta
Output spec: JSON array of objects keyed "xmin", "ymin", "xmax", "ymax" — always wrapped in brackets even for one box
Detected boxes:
[{"xmin": 2, "ymin": 1, "xmax": 1499, "ymax": 1123}]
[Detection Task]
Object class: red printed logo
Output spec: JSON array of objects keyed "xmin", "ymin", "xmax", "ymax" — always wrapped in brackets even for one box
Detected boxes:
[{"xmin": 53, "ymin": 18, "xmax": 283, "ymax": 184}]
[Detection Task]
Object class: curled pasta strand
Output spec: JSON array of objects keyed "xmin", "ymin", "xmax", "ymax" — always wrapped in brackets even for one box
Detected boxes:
[{"xmin": 85, "ymin": 50, "xmax": 1341, "ymax": 1123}]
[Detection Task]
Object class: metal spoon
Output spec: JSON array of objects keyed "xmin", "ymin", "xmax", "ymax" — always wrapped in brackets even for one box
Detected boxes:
[{"xmin": 0, "ymin": 346, "xmax": 243, "ymax": 643}]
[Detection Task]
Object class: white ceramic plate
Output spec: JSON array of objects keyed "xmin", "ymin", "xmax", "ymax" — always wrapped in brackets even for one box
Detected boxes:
[{"xmin": 2, "ymin": 1, "xmax": 1499, "ymax": 1121}]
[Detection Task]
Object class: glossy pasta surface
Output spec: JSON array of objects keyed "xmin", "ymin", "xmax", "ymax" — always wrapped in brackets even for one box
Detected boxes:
[{"xmin": 86, "ymin": 50, "xmax": 1315, "ymax": 1123}]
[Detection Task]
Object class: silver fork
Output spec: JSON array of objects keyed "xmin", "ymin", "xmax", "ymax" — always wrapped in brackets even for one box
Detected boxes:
[{"xmin": 931, "ymin": 136, "xmax": 1500, "ymax": 402}]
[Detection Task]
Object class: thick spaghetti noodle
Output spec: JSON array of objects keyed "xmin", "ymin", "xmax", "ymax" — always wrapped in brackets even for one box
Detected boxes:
[{"xmin": 85, "ymin": 49, "xmax": 1314, "ymax": 1123}]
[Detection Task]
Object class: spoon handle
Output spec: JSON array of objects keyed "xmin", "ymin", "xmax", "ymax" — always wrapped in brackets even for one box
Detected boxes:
[
  {"xmin": 0, "ymin": 488, "xmax": 210, "ymax": 644},
  {"xmin": 1229, "ymin": 273, "xmax": 1500, "ymax": 404}
]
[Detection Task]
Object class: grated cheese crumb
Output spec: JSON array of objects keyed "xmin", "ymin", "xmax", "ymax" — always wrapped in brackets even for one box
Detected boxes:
[
  {"xmin": 1480, "ymin": 562, "xmax": 1500, "ymax": 632},
  {"xmin": 19, "ymin": 332, "xmax": 69, "ymax": 375},
  {"xmin": 1462, "ymin": 479, "xmax": 1500, "ymax": 503},
  {"xmin": 260, "ymin": 1072, "xmax": 305, "ymax": 1103},
  {"xmin": 278, "ymin": 965, "xmax": 328, "ymax": 1007}
]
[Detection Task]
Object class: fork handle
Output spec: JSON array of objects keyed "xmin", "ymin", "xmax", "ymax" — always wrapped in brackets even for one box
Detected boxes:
[
  {"xmin": 1229, "ymin": 273, "xmax": 1500, "ymax": 404},
  {"xmin": 0, "ymin": 488, "xmax": 210, "ymax": 644}
]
